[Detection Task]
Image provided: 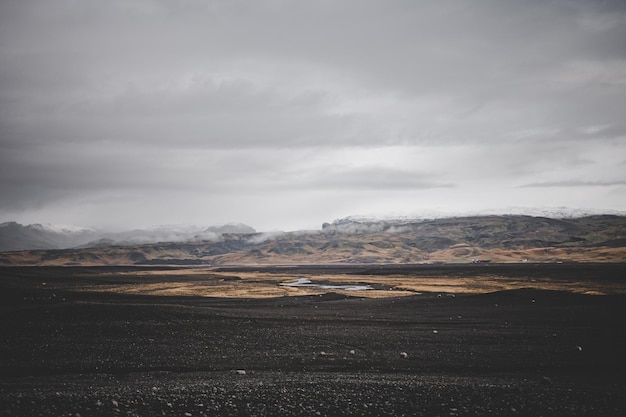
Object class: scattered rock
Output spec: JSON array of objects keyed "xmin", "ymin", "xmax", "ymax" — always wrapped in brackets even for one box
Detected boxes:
[
  {"xmin": 540, "ymin": 376, "xmax": 553, "ymax": 385},
  {"xmin": 400, "ymin": 352, "xmax": 408, "ymax": 359}
]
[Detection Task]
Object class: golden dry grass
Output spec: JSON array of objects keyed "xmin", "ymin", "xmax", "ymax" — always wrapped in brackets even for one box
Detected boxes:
[{"xmin": 73, "ymin": 267, "xmax": 626, "ymax": 298}]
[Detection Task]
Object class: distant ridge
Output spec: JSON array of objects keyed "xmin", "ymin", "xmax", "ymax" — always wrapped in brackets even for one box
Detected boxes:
[
  {"xmin": 1, "ymin": 215, "xmax": 625, "ymax": 265},
  {"xmin": 0, "ymin": 222, "xmax": 95, "ymax": 252},
  {"xmin": 0, "ymin": 222, "xmax": 256, "ymax": 252},
  {"xmin": 329, "ymin": 206, "xmax": 626, "ymax": 224}
]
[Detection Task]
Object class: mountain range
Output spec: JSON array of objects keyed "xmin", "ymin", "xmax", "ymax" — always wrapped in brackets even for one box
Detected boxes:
[
  {"xmin": 0, "ymin": 222, "xmax": 256, "ymax": 252},
  {"xmin": 1, "ymin": 215, "xmax": 625, "ymax": 266}
]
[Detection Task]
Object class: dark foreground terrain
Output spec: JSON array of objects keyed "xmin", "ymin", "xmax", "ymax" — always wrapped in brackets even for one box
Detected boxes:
[{"xmin": 1, "ymin": 264, "xmax": 626, "ymax": 416}]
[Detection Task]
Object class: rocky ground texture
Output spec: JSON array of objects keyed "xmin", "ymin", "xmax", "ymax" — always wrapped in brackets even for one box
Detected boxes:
[{"xmin": 1, "ymin": 265, "xmax": 625, "ymax": 416}]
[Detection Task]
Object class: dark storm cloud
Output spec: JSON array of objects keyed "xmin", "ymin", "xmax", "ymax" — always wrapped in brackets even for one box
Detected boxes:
[
  {"xmin": 1, "ymin": 0, "xmax": 625, "ymax": 229},
  {"xmin": 3, "ymin": 0, "xmax": 624, "ymax": 148}
]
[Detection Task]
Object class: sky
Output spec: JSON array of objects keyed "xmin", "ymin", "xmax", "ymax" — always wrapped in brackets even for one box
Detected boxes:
[{"xmin": 1, "ymin": 0, "xmax": 625, "ymax": 232}]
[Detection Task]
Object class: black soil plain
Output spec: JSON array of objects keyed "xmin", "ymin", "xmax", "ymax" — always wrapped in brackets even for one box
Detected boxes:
[{"xmin": 1, "ymin": 263, "xmax": 626, "ymax": 416}]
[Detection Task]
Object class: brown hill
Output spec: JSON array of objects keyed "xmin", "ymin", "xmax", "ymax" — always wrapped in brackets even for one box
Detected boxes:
[{"xmin": 1, "ymin": 215, "xmax": 625, "ymax": 266}]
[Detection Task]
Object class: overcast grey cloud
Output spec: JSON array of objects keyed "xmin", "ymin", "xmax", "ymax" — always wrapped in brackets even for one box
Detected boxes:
[{"xmin": 1, "ymin": 0, "xmax": 625, "ymax": 231}]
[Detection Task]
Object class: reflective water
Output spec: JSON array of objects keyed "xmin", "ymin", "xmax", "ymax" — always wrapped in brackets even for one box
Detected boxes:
[{"xmin": 280, "ymin": 277, "xmax": 372, "ymax": 291}]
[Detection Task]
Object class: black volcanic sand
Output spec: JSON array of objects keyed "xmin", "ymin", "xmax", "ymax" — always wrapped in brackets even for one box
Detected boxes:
[{"xmin": 1, "ymin": 265, "xmax": 626, "ymax": 416}]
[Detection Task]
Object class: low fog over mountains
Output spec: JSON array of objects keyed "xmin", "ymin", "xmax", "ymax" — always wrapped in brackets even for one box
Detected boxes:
[
  {"xmin": 4, "ymin": 207, "xmax": 623, "ymax": 253},
  {"xmin": 0, "ymin": 222, "xmax": 255, "ymax": 252},
  {"xmin": 1, "ymin": 214, "xmax": 625, "ymax": 265}
]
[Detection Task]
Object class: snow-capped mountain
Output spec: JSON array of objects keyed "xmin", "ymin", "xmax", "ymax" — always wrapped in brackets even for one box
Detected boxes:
[
  {"xmin": 2, "ymin": 214, "xmax": 625, "ymax": 266},
  {"xmin": 329, "ymin": 207, "xmax": 626, "ymax": 226},
  {"xmin": 2, "ymin": 207, "xmax": 624, "ymax": 253}
]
